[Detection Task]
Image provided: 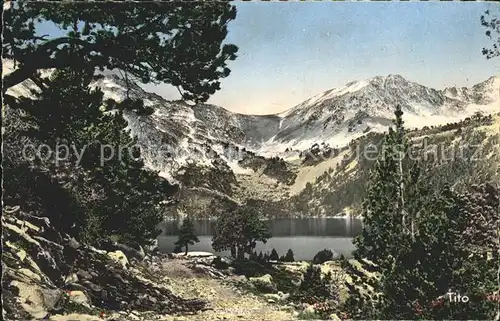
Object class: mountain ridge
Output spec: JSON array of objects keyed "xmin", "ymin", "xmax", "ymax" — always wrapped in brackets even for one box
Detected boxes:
[
  {"xmin": 5, "ymin": 61, "xmax": 499, "ymax": 174},
  {"xmin": 4, "ymin": 62, "xmax": 499, "ymax": 219}
]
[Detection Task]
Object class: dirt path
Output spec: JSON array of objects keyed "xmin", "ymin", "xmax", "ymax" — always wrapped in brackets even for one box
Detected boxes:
[{"xmin": 157, "ymin": 260, "xmax": 297, "ymax": 321}]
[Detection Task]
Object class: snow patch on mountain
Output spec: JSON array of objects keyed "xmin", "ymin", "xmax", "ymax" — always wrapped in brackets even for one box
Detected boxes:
[{"xmin": 4, "ymin": 59, "xmax": 498, "ymax": 181}]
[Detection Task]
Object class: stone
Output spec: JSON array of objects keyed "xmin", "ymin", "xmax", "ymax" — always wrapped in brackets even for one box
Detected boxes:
[
  {"xmin": 88, "ymin": 246, "xmax": 107, "ymax": 255},
  {"xmin": 76, "ymin": 269, "xmax": 93, "ymax": 280},
  {"xmin": 68, "ymin": 290, "xmax": 90, "ymax": 306},
  {"xmin": 9, "ymin": 280, "xmax": 48, "ymax": 319},
  {"xmin": 84, "ymin": 281, "xmax": 103, "ymax": 292},
  {"xmin": 263, "ymin": 293, "xmax": 281, "ymax": 301},
  {"xmin": 18, "ymin": 268, "xmax": 42, "ymax": 282},
  {"xmin": 3, "ymin": 208, "xmax": 208, "ymax": 318},
  {"xmin": 39, "ymin": 288, "xmax": 63, "ymax": 310},
  {"xmin": 303, "ymin": 304, "xmax": 315, "ymax": 315},
  {"xmin": 107, "ymin": 250, "xmax": 129, "ymax": 268},
  {"xmin": 64, "ymin": 273, "xmax": 79, "ymax": 283},
  {"xmin": 16, "ymin": 248, "xmax": 27, "ymax": 262},
  {"xmin": 278, "ymin": 291, "xmax": 290, "ymax": 301},
  {"xmin": 67, "ymin": 237, "xmax": 81, "ymax": 249},
  {"xmin": 112, "ymin": 242, "xmax": 146, "ymax": 261},
  {"xmin": 232, "ymin": 275, "xmax": 246, "ymax": 282}
]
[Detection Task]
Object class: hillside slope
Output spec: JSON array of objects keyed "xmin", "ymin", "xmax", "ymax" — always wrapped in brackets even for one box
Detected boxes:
[{"xmin": 4, "ymin": 60, "xmax": 499, "ymax": 218}]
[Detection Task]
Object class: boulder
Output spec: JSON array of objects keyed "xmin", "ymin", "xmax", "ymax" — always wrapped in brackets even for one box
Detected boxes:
[
  {"xmin": 263, "ymin": 292, "xmax": 289, "ymax": 302},
  {"xmin": 39, "ymin": 288, "xmax": 63, "ymax": 310},
  {"xmin": 18, "ymin": 268, "xmax": 42, "ymax": 282},
  {"xmin": 277, "ymin": 291, "xmax": 290, "ymax": 301},
  {"xmin": 68, "ymin": 290, "xmax": 91, "ymax": 306},
  {"xmin": 76, "ymin": 269, "xmax": 93, "ymax": 280},
  {"xmin": 107, "ymin": 250, "xmax": 129, "ymax": 268},
  {"xmin": 263, "ymin": 293, "xmax": 281, "ymax": 301},
  {"xmin": 111, "ymin": 242, "xmax": 146, "ymax": 262},
  {"xmin": 186, "ymin": 262, "xmax": 227, "ymax": 279},
  {"xmin": 9, "ymin": 280, "xmax": 49, "ymax": 319},
  {"xmin": 3, "ymin": 207, "xmax": 208, "ymax": 319}
]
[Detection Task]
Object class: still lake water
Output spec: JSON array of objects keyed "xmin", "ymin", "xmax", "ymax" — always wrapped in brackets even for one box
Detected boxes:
[{"xmin": 157, "ymin": 217, "xmax": 363, "ymax": 261}]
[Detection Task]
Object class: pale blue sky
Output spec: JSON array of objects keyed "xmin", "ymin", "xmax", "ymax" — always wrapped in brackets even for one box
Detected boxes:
[{"xmin": 37, "ymin": 2, "xmax": 499, "ymax": 114}]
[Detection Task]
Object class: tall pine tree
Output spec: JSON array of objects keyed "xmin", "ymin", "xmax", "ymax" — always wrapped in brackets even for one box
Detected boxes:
[
  {"xmin": 346, "ymin": 105, "xmax": 498, "ymax": 319},
  {"xmin": 7, "ymin": 66, "xmax": 176, "ymax": 246},
  {"xmin": 175, "ymin": 217, "xmax": 200, "ymax": 255}
]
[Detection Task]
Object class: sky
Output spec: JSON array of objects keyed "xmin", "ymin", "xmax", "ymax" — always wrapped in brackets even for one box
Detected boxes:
[{"xmin": 36, "ymin": 2, "xmax": 499, "ymax": 115}]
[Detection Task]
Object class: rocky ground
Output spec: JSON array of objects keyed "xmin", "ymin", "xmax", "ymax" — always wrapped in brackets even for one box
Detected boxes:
[
  {"xmin": 152, "ymin": 259, "xmax": 298, "ymax": 321},
  {"xmin": 3, "ymin": 205, "xmax": 378, "ymax": 321},
  {"xmin": 2, "ymin": 207, "xmax": 205, "ymax": 321},
  {"xmin": 1, "ymin": 206, "xmax": 300, "ymax": 321}
]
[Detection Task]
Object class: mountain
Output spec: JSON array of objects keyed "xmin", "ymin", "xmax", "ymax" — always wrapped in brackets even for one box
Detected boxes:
[
  {"xmin": 4, "ymin": 61, "xmax": 499, "ymax": 218},
  {"xmin": 95, "ymin": 72, "xmax": 500, "ymax": 170},
  {"xmin": 266, "ymin": 74, "xmax": 500, "ymax": 153}
]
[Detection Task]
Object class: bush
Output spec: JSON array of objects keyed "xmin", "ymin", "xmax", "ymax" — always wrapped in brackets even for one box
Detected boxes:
[
  {"xmin": 313, "ymin": 249, "xmax": 334, "ymax": 264},
  {"xmin": 292, "ymin": 263, "xmax": 338, "ymax": 304},
  {"xmin": 313, "ymin": 301, "xmax": 338, "ymax": 320},
  {"xmin": 4, "ymin": 68, "xmax": 175, "ymax": 247},
  {"xmin": 231, "ymin": 259, "xmax": 271, "ymax": 277}
]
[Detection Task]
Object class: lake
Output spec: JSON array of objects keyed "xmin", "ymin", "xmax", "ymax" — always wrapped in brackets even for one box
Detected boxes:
[{"xmin": 157, "ymin": 217, "xmax": 363, "ymax": 261}]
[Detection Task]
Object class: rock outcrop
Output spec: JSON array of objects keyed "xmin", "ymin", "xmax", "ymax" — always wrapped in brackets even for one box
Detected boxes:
[{"xmin": 2, "ymin": 206, "xmax": 206, "ymax": 320}]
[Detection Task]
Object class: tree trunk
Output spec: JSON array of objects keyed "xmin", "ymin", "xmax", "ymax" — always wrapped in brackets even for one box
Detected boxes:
[
  {"xmin": 237, "ymin": 246, "xmax": 245, "ymax": 260},
  {"xmin": 399, "ymin": 150, "xmax": 406, "ymax": 230},
  {"xmin": 185, "ymin": 244, "xmax": 188, "ymax": 256},
  {"xmin": 230, "ymin": 245, "xmax": 236, "ymax": 259}
]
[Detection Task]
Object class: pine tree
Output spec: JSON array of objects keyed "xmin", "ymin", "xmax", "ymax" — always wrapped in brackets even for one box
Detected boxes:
[
  {"xmin": 284, "ymin": 249, "xmax": 295, "ymax": 262},
  {"xmin": 349, "ymin": 105, "xmax": 431, "ymax": 318},
  {"xmin": 269, "ymin": 248, "xmax": 279, "ymax": 261},
  {"xmin": 481, "ymin": 10, "xmax": 500, "ymax": 59},
  {"xmin": 8, "ymin": 66, "xmax": 175, "ymax": 246},
  {"xmin": 4, "ymin": 2, "xmax": 239, "ymax": 102},
  {"xmin": 175, "ymin": 217, "xmax": 200, "ymax": 255},
  {"xmin": 257, "ymin": 251, "xmax": 264, "ymax": 263},
  {"xmin": 212, "ymin": 206, "xmax": 271, "ymax": 259},
  {"xmin": 347, "ymin": 106, "xmax": 498, "ymax": 319}
]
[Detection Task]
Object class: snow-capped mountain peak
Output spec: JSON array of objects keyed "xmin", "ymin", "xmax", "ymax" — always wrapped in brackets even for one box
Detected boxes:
[{"xmin": 265, "ymin": 74, "xmax": 499, "ymax": 154}]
